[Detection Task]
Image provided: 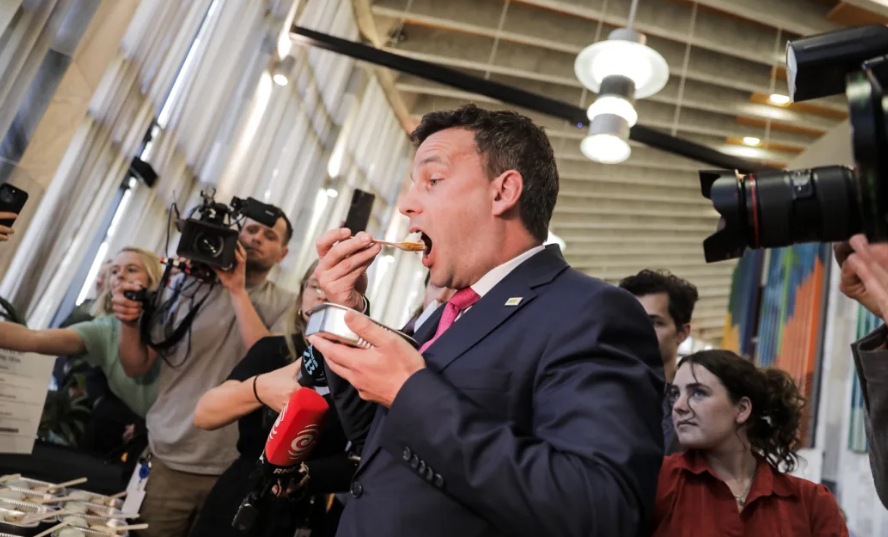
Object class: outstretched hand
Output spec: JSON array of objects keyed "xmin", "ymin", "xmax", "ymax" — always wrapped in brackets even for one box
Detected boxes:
[
  {"xmin": 256, "ymin": 359, "xmax": 303, "ymax": 412},
  {"xmin": 111, "ymin": 282, "xmax": 144, "ymax": 325}
]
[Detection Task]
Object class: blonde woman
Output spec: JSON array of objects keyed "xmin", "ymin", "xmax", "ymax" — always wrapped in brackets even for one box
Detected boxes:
[
  {"xmin": 0, "ymin": 247, "xmax": 164, "ymax": 424},
  {"xmin": 192, "ymin": 260, "xmax": 355, "ymax": 537}
]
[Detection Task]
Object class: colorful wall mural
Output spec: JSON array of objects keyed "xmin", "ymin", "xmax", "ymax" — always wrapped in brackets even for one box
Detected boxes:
[
  {"xmin": 722, "ymin": 249, "xmax": 764, "ymax": 357},
  {"xmin": 723, "ymin": 244, "xmax": 830, "ymax": 447},
  {"xmin": 849, "ymin": 305, "xmax": 879, "ymax": 453}
]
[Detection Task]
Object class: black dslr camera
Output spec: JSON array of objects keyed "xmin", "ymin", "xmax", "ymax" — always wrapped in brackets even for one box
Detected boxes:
[
  {"xmin": 700, "ymin": 25, "xmax": 888, "ymax": 262},
  {"xmin": 177, "ymin": 189, "xmax": 282, "ymax": 271},
  {"xmin": 124, "ymin": 288, "xmax": 154, "ymax": 303}
]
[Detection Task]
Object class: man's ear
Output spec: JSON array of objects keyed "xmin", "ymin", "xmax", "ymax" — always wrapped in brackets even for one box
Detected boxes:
[
  {"xmin": 677, "ymin": 323, "xmax": 691, "ymax": 345},
  {"xmin": 491, "ymin": 170, "xmax": 523, "ymax": 217},
  {"xmin": 278, "ymin": 246, "xmax": 290, "ymax": 264}
]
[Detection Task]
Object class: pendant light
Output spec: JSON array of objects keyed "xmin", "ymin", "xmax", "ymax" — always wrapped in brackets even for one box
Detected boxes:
[{"xmin": 575, "ymin": 0, "xmax": 669, "ymax": 164}]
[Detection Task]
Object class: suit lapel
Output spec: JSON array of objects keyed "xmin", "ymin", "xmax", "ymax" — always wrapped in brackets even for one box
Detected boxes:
[
  {"xmin": 422, "ymin": 281, "xmax": 535, "ymax": 372},
  {"xmin": 413, "ymin": 305, "xmax": 444, "ymax": 348},
  {"xmin": 422, "ymin": 246, "xmax": 569, "ymax": 372},
  {"xmin": 355, "ymin": 246, "xmax": 569, "ymax": 476}
]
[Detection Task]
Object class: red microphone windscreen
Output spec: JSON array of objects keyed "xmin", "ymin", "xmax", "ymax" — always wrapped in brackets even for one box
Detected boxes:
[{"xmin": 264, "ymin": 387, "xmax": 329, "ymax": 467}]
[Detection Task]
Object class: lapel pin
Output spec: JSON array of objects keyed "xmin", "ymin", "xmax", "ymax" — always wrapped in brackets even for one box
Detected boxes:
[{"xmin": 505, "ymin": 297, "xmax": 523, "ymax": 306}]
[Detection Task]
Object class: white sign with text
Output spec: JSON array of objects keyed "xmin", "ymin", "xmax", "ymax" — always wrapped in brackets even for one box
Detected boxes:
[{"xmin": 0, "ymin": 349, "xmax": 53, "ymax": 454}]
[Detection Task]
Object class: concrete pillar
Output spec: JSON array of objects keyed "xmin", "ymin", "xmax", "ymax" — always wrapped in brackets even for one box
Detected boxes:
[{"xmin": 0, "ymin": 0, "xmax": 140, "ymax": 279}]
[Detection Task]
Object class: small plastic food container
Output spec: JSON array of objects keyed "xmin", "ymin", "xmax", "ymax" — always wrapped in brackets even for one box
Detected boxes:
[
  {"xmin": 0, "ymin": 498, "xmax": 59, "ymax": 536},
  {"xmin": 0, "ymin": 487, "xmax": 64, "ymax": 507},
  {"xmin": 0, "ymin": 477, "xmax": 68, "ymax": 496},
  {"xmin": 58, "ymin": 513, "xmax": 130, "ymax": 537},
  {"xmin": 53, "ymin": 528, "xmax": 128, "ymax": 537},
  {"xmin": 65, "ymin": 491, "xmax": 123, "ymax": 511},
  {"xmin": 69, "ymin": 502, "xmax": 127, "ymax": 519}
]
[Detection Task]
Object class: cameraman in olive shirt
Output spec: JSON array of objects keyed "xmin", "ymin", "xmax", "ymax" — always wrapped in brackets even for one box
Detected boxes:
[{"xmin": 112, "ymin": 214, "xmax": 295, "ymax": 537}]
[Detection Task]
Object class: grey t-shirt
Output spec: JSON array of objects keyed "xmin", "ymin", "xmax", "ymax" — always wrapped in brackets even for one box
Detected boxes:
[{"xmin": 146, "ymin": 274, "xmax": 294, "ymax": 475}]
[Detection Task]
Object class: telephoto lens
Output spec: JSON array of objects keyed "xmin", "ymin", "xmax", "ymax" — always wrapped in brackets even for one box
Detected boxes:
[{"xmin": 699, "ymin": 166, "xmax": 866, "ymax": 262}]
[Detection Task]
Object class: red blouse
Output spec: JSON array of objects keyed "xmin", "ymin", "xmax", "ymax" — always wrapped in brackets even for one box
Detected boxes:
[{"xmin": 652, "ymin": 451, "xmax": 848, "ymax": 537}]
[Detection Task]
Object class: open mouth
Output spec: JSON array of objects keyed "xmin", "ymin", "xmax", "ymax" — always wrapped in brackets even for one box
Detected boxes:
[
  {"xmin": 419, "ymin": 231, "xmax": 433, "ymax": 256},
  {"xmin": 409, "ymin": 227, "xmax": 434, "ymax": 263}
]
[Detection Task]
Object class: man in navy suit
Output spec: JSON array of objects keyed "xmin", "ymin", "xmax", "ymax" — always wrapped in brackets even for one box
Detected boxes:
[{"xmin": 308, "ymin": 105, "xmax": 665, "ymax": 537}]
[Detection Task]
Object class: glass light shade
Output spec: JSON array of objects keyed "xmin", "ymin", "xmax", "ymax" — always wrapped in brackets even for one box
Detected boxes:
[
  {"xmin": 581, "ymin": 133, "xmax": 631, "ymax": 164},
  {"xmin": 575, "ymin": 39, "xmax": 669, "ymax": 99},
  {"xmin": 742, "ymin": 137, "xmax": 761, "ymax": 146},
  {"xmin": 587, "ymin": 96, "xmax": 638, "ymax": 126},
  {"xmin": 769, "ymin": 93, "xmax": 791, "ymax": 105}
]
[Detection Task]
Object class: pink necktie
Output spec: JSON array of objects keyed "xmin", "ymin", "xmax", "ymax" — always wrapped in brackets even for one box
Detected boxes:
[{"xmin": 419, "ymin": 288, "xmax": 480, "ymax": 354}]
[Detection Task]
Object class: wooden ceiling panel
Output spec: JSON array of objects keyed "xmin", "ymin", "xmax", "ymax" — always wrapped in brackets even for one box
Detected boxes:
[{"xmin": 826, "ymin": 1, "xmax": 888, "ymax": 25}]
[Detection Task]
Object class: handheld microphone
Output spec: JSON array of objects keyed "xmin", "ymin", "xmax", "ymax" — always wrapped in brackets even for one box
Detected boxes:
[
  {"xmin": 264, "ymin": 387, "xmax": 329, "ymax": 466},
  {"xmin": 232, "ymin": 387, "xmax": 329, "ymax": 532}
]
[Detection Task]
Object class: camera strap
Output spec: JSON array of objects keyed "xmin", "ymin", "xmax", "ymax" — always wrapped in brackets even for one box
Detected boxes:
[{"xmin": 140, "ymin": 264, "xmax": 216, "ymax": 354}]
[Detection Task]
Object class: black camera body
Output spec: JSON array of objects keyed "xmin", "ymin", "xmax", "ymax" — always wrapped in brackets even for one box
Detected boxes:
[
  {"xmin": 700, "ymin": 25, "xmax": 888, "ymax": 262},
  {"xmin": 124, "ymin": 287, "xmax": 155, "ymax": 304},
  {"xmin": 176, "ymin": 190, "xmax": 281, "ymax": 272},
  {"xmin": 178, "ymin": 218, "xmax": 240, "ymax": 271}
]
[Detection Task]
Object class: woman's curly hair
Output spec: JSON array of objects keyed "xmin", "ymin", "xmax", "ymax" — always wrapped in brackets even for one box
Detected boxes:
[{"xmin": 680, "ymin": 350, "xmax": 806, "ymax": 471}]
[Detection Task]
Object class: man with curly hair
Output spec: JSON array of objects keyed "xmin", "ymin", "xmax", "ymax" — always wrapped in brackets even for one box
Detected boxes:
[{"xmin": 620, "ymin": 269, "xmax": 699, "ymax": 453}]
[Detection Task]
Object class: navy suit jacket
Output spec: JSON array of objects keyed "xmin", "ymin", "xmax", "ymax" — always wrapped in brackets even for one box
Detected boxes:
[{"xmin": 325, "ymin": 245, "xmax": 665, "ymax": 537}]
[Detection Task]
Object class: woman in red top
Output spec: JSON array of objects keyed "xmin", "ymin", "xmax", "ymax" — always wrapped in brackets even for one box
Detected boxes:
[{"xmin": 653, "ymin": 349, "xmax": 847, "ymax": 537}]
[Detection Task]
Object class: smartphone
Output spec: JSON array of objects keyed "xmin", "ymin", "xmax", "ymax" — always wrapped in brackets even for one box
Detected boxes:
[
  {"xmin": 0, "ymin": 184, "xmax": 28, "ymax": 228},
  {"xmin": 343, "ymin": 189, "xmax": 376, "ymax": 234}
]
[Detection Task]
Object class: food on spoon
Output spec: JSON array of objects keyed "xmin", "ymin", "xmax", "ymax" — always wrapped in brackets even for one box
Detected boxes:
[
  {"xmin": 4, "ymin": 480, "xmax": 30, "ymax": 490},
  {"xmin": 63, "ymin": 516, "xmax": 89, "ymax": 527},
  {"xmin": 59, "ymin": 528, "xmax": 86, "ymax": 537},
  {"xmin": 63, "ymin": 502, "xmax": 88, "ymax": 514},
  {"xmin": 399, "ymin": 242, "xmax": 426, "ymax": 252},
  {"xmin": 0, "ymin": 489, "xmax": 24, "ymax": 501},
  {"xmin": 400, "ymin": 232, "xmax": 426, "ymax": 251},
  {"xmin": 68, "ymin": 491, "xmax": 93, "ymax": 501}
]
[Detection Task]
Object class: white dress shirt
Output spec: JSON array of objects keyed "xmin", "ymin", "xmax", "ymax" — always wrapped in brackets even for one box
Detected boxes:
[{"xmin": 457, "ymin": 245, "xmax": 546, "ymax": 319}]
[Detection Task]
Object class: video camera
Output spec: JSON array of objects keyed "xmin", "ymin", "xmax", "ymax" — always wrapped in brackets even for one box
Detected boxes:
[
  {"xmin": 125, "ymin": 192, "xmax": 282, "ymax": 354},
  {"xmin": 700, "ymin": 25, "xmax": 888, "ymax": 262},
  {"xmin": 177, "ymin": 189, "xmax": 282, "ymax": 272}
]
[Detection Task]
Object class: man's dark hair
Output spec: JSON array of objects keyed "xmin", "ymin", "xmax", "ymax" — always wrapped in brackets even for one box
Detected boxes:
[
  {"xmin": 279, "ymin": 211, "xmax": 293, "ymax": 245},
  {"xmin": 267, "ymin": 206, "xmax": 293, "ymax": 245},
  {"xmin": 410, "ymin": 104, "xmax": 559, "ymax": 242},
  {"xmin": 619, "ymin": 269, "xmax": 699, "ymax": 327}
]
